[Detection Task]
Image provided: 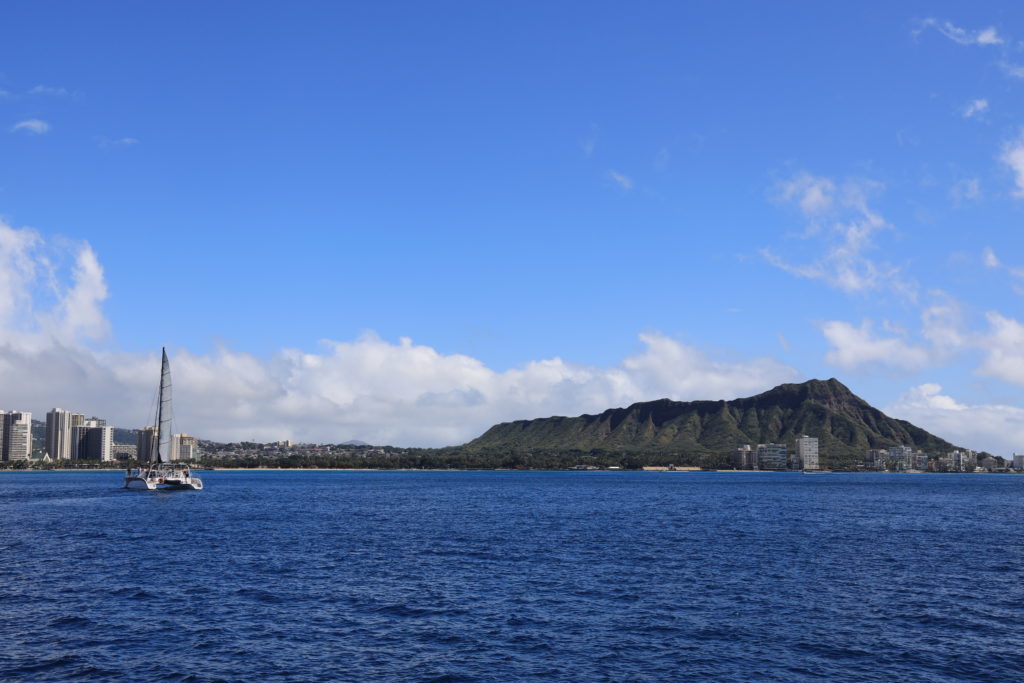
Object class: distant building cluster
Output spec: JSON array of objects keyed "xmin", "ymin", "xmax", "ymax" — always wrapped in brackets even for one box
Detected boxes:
[
  {"xmin": 732, "ymin": 435, "xmax": 820, "ymax": 470},
  {"xmin": 863, "ymin": 447, "xmax": 1013, "ymax": 472},
  {"xmin": 0, "ymin": 406, "xmax": 199, "ymax": 463},
  {"xmin": 200, "ymin": 441, "xmax": 387, "ymax": 462},
  {"xmin": 134, "ymin": 426, "xmax": 197, "ymax": 462},
  {"xmin": 864, "ymin": 445, "xmax": 931, "ymax": 471},
  {"xmin": 45, "ymin": 408, "xmax": 114, "ymax": 462},
  {"xmin": 728, "ymin": 437, "xmax": 1021, "ymax": 474}
]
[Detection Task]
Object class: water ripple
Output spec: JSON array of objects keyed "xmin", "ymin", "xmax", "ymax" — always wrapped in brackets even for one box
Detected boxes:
[{"xmin": 1, "ymin": 470, "xmax": 1023, "ymax": 681}]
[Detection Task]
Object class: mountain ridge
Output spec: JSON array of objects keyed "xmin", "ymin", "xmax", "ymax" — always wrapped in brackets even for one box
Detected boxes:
[{"xmin": 465, "ymin": 378, "xmax": 963, "ymax": 467}]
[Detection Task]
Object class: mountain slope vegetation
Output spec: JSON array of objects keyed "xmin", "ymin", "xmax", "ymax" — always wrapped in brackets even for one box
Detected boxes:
[{"xmin": 465, "ymin": 379, "xmax": 961, "ymax": 468}]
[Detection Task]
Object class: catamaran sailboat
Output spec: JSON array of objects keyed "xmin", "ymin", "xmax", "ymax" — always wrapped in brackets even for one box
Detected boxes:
[{"xmin": 124, "ymin": 348, "xmax": 203, "ymax": 491}]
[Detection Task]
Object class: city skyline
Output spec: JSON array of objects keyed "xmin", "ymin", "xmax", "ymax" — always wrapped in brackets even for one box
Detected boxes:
[
  {"xmin": 5, "ymin": 402, "xmax": 1020, "ymax": 473},
  {"xmin": 1, "ymin": 4, "xmax": 1023, "ymax": 452},
  {"xmin": 0, "ymin": 405, "xmax": 201, "ymax": 463}
]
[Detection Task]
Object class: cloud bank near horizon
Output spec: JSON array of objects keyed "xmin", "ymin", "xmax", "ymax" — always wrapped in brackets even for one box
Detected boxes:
[
  {"xmin": 0, "ymin": 221, "xmax": 801, "ymax": 447},
  {"xmin": 2, "ymin": 220, "xmax": 1023, "ymax": 454}
]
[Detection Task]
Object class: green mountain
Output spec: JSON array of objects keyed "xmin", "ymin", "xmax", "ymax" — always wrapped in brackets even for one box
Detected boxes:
[{"xmin": 465, "ymin": 378, "xmax": 962, "ymax": 468}]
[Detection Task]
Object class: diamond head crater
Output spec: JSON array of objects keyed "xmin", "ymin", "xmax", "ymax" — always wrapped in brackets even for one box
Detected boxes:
[{"xmin": 459, "ymin": 378, "xmax": 968, "ymax": 471}]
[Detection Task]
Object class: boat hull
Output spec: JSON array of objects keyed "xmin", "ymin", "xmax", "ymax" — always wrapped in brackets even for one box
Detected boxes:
[{"xmin": 124, "ymin": 468, "xmax": 203, "ymax": 491}]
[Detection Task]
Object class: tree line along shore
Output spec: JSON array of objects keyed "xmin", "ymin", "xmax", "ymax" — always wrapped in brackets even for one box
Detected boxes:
[{"xmin": 1, "ymin": 445, "xmax": 1016, "ymax": 473}]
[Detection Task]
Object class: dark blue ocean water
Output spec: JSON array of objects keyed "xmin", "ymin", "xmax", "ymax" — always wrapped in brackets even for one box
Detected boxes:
[{"xmin": 1, "ymin": 471, "xmax": 1022, "ymax": 681}]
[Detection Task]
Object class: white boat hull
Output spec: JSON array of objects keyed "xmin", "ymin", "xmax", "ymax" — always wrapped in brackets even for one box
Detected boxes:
[{"xmin": 124, "ymin": 467, "xmax": 203, "ymax": 491}]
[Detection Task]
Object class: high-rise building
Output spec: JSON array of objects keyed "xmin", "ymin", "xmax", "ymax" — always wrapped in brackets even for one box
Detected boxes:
[
  {"xmin": 1014, "ymin": 454, "xmax": 1024, "ymax": 471},
  {"xmin": 734, "ymin": 444, "xmax": 758, "ymax": 470},
  {"xmin": 46, "ymin": 409, "xmax": 84, "ymax": 460},
  {"xmin": 1, "ymin": 411, "xmax": 32, "ymax": 461},
  {"xmin": 86, "ymin": 425, "xmax": 113, "ymax": 462},
  {"xmin": 137, "ymin": 426, "xmax": 157, "ymax": 462},
  {"xmin": 949, "ymin": 449, "xmax": 976, "ymax": 472},
  {"xmin": 865, "ymin": 448, "xmax": 888, "ymax": 470},
  {"xmin": 756, "ymin": 443, "xmax": 788, "ymax": 470},
  {"xmin": 71, "ymin": 420, "xmax": 113, "ymax": 461},
  {"xmin": 796, "ymin": 435, "xmax": 819, "ymax": 470},
  {"xmin": 888, "ymin": 445, "xmax": 914, "ymax": 471},
  {"xmin": 71, "ymin": 420, "xmax": 96, "ymax": 460},
  {"xmin": 171, "ymin": 433, "xmax": 198, "ymax": 461}
]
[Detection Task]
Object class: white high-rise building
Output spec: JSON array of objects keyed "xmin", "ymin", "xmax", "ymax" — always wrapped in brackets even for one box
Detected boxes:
[
  {"xmin": 171, "ymin": 433, "xmax": 198, "ymax": 461},
  {"xmin": 949, "ymin": 449, "xmax": 977, "ymax": 472},
  {"xmin": 46, "ymin": 409, "xmax": 84, "ymax": 461},
  {"xmin": 1013, "ymin": 453, "xmax": 1024, "ymax": 471},
  {"xmin": 89, "ymin": 425, "xmax": 113, "ymax": 462},
  {"xmin": 796, "ymin": 435, "xmax": 819, "ymax": 470},
  {"xmin": 888, "ymin": 445, "xmax": 914, "ymax": 471},
  {"xmin": 1, "ymin": 411, "xmax": 32, "ymax": 461}
]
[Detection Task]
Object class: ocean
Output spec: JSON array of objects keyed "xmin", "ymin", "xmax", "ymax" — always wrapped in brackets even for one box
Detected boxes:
[{"xmin": 0, "ymin": 470, "xmax": 1021, "ymax": 681}]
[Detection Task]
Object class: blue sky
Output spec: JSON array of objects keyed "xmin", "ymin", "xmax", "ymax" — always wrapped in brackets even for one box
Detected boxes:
[{"xmin": 2, "ymin": 2, "xmax": 1024, "ymax": 452}]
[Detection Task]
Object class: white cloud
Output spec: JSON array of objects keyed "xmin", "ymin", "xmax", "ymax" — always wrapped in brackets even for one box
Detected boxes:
[
  {"xmin": 29, "ymin": 85, "xmax": 70, "ymax": 96},
  {"xmin": 620, "ymin": 332, "xmax": 798, "ymax": 400},
  {"xmin": 0, "ymin": 222, "xmax": 43, "ymax": 325},
  {"xmin": 0, "ymin": 223, "xmax": 799, "ymax": 446},
  {"xmin": 976, "ymin": 312, "xmax": 1024, "ymax": 385},
  {"xmin": 52, "ymin": 245, "xmax": 109, "ymax": 340},
  {"xmin": 821, "ymin": 320, "xmax": 931, "ymax": 371},
  {"xmin": 1001, "ymin": 62, "xmax": 1024, "ymax": 79},
  {"xmin": 917, "ymin": 19, "xmax": 1004, "ymax": 46},
  {"xmin": 999, "ymin": 131, "xmax": 1024, "ymax": 197},
  {"xmin": 979, "ymin": 246, "xmax": 1024, "ymax": 281},
  {"xmin": 98, "ymin": 137, "xmax": 139, "ymax": 148},
  {"xmin": 608, "ymin": 170, "xmax": 633, "ymax": 190},
  {"xmin": 778, "ymin": 172, "xmax": 836, "ymax": 216},
  {"xmin": 963, "ymin": 98, "xmax": 988, "ymax": 118},
  {"xmin": 822, "ymin": 292, "xmax": 1024, "ymax": 385},
  {"xmin": 888, "ymin": 384, "xmax": 1024, "ymax": 456},
  {"xmin": 11, "ymin": 119, "xmax": 50, "ymax": 135},
  {"xmin": 976, "ymin": 27, "xmax": 1004, "ymax": 45},
  {"xmin": 917, "ymin": 295, "xmax": 967, "ymax": 355},
  {"xmin": 0, "ymin": 219, "xmax": 109, "ymax": 346},
  {"xmin": 765, "ymin": 173, "xmax": 915, "ymax": 298},
  {"xmin": 950, "ymin": 178, "xmax": 981, "ymax": 203}
]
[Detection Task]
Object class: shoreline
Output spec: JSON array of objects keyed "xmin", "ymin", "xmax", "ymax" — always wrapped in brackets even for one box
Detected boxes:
[{"xmin": 0, "ymin": 467, "xmax": 1011, "ymax": 474}]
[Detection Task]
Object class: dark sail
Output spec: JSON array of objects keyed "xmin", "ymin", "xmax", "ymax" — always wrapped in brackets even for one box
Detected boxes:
[{"xmin": 155, "ymin": 348, "xmax": 173, "ymax": 463}]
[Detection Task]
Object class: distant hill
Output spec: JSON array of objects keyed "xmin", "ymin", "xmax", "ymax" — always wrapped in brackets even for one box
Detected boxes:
[
  {"xmin": 340, "ymin": 440, "xmax": 370, "ymax": 446},
  {"xmin": 465, "ymin": 379, "xmax": 963, "ymax": 468}
]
